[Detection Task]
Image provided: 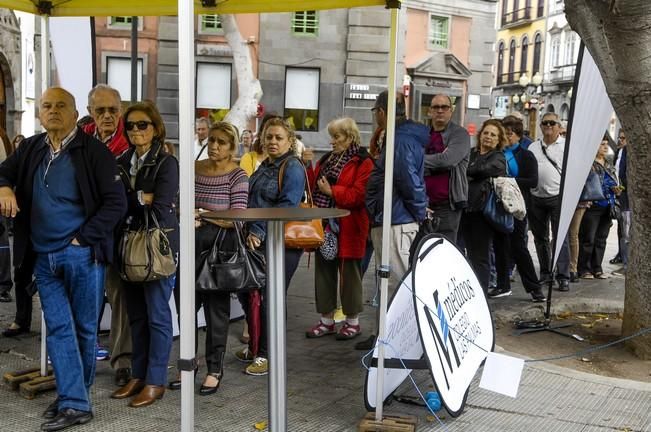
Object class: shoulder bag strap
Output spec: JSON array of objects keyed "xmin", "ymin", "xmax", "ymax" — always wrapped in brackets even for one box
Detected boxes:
[
  {"xmin": 540, "ymin": 144, "xmax": 562, "ymax": 175},
  {"xmin": 196, "ymin": 144, "xmax": 207, "ymax": 161}
]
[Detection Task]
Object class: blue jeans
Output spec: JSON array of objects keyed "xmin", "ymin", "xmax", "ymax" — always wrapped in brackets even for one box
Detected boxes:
[
  {"xmin": 34, "ymin": 244, "xmax": 105, "ymax": 412},
  {"xmin": 124, "ymin": 275, "xmax": 175, "ymax": 386}
]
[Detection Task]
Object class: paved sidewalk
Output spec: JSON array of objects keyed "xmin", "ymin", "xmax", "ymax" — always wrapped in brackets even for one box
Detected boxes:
[{"xmin": 1, "ymin": 231, "xmax": 649, "ymax": 431}]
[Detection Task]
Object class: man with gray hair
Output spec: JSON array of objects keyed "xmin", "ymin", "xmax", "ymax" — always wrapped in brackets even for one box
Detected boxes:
[
  {"xmin": 527, "ymin": 112, "xmax": 570, "ymax": 291},
  {"xmin": 194, "ymin": 117, "xmax": 210, "ymax": 160},
  {"xmin": 83, "ymin": 84, "xmax": 129, "ymax": 157}
]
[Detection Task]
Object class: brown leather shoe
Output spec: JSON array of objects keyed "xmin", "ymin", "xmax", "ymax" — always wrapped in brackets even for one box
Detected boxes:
[
  {"xmin": 128, "ymin": 385, "xmax": 165, "ymax": 408},
  {"xmin": 111, "ymin": 378, "xmax": 145, "ymax": 399}
]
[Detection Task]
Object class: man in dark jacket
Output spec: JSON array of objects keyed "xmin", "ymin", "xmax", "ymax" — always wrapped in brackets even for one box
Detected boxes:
[
  {"xmin": 612, "ymin": 131, "xmax": 629, "ymax": 275},
  {"xmin": 83, "ymin": 84, "xmax": 133, "ymax": 387},
  {"xmin": 358, "ymin": 90, "xmax": 428, "ymax": 350},
  {"xmin": 0, "ymin": 87, "xmax": 126, "ymax": 431},
  {"xmin": 424, "ymin": 94, "xmax": 470, "ymax": 245}
]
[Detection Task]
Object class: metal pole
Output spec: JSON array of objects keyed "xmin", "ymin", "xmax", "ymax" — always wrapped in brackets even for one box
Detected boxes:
[
  {"xmin": 130, "ymin": 17, "xmax": 138, "ymax": 101},
  {"xmin": 267, "ymin": 221, "xmax": 287, "ymax": 432},
  {"xmin": 375, "ymin": 6, "xmax": 399, "ymax": 422},
  {"xmin": 178, "ymin": 1, "xmax": 196, "ymax": 431},
  {"xmin": 40, "ymin": 14, "xmax": 50, "ymax": 377}
]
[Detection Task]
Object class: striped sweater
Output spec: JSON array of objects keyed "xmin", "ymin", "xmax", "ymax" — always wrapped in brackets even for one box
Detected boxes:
[{"xmin": 195, "ymin": 168, "xmax": 249, "ymax": 211}]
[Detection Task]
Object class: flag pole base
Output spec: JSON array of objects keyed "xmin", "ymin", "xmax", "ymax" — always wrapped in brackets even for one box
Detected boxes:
[{"xmin": 358, "ymin": 412, "xmax": 418, "ymax": 432}]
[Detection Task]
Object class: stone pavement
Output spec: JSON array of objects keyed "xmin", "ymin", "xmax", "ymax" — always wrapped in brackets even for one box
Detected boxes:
[{"xmin": 1, "ymin": 230, "xmax": 650, "ymax": 431}]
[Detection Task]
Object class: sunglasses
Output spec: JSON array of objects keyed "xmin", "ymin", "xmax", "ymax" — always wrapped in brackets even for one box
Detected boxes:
[
  {"xmin": 541, "ymin": 120, "xmax": 558, "ymax": 127},
  {"xmin": 125, "ymin": 120, "xmax": 153, "ymax": 131},
  {"xmin": 429, "ymin": 105, "xmax": 451, "ymax": 112}
]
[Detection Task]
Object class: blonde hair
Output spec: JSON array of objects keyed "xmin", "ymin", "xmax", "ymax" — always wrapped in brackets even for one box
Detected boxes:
[
  {"xmin": 327, "ymin": 117, "xmax": 361, "ymax": 148},
  {"xmin": 261, "ymin": 117, "xmax": 297, "ymax": 155},
  {"xmin": 209, "ymin": 121, "xmax": 239, "ymax": 153}
]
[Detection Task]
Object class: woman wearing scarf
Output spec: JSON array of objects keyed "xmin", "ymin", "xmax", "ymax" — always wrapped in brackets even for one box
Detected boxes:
[{"xmin": 305, "ymin": 118, "xmax": 373, "ymax": 340}]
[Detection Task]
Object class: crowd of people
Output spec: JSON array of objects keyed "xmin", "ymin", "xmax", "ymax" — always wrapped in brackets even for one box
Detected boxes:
[{"xmin": 0, "ymin": 84, "xmax": 629, "ymax": 431}]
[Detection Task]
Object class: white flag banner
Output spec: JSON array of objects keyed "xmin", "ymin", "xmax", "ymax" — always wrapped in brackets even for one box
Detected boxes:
[
  {"xmin": 553, "ymin": 44, "xmax": 615, "ymax": 268},
  {"xmin": 49, "ymin": 17, "xmax": 93, "ymax": 114}
]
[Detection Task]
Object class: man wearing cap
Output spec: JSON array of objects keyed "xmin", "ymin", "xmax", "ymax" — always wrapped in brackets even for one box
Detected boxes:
[
  {"xmin": 528, "ymin": 112, "xmax": 570, "ymax": 291},
  {"xmin": 358, "ymin": 90, "xmax": 428, "ymax": 350},
  {"xmin": 423, "ymin": 94, "xmax": 470, "ymax": 245}
]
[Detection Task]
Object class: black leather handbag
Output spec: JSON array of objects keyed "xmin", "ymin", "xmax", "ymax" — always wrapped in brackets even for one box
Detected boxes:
[
  {"xmin": 580, "ymin": 169, "xmax": 605, "ymax": 202},
  {"xmin": 196, "ymin": 223, "xmax": 266, "ymax": 292}
]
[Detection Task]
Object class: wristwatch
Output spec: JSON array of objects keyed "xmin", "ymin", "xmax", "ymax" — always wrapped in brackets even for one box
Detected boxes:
[{"xmin": 137, "ymin": 190, "xmax": 145, "ymax": 206}]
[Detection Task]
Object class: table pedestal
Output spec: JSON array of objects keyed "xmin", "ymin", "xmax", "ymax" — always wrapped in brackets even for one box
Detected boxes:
[{"xmin": 267, "ymin": 221, "xmax": 286, "ymax": 432}]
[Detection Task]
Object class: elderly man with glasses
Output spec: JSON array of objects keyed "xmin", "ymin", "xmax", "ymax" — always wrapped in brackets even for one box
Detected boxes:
[
  {"xmin": 82, "ymin": 84, "xmax": 134, "ymax": 387},
  {"xmin": 527, "ymin": 112, "xmax": 571, "ymax": 292},
  {"xmin": 423, "ymin": 94, "xmax": 470, "ymax": 245}
]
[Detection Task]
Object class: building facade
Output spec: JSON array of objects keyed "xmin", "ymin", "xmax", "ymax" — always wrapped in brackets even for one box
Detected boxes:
[
  {"xmin": 492, "ymin": 0, "xmax": 546, "ymax": 138},
  {"xmin": 0, "ymin": 9, "xmax": 23, "ymax": 139},
  {"xmin": 541, "ymin": 0, "xmax": 577, "ymax": 125}
]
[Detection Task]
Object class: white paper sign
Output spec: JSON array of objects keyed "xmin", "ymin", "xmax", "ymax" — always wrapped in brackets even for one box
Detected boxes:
[
  {"xmin": 479, "ymin": 352, "xmax": 524, "ymax": 398},
  {"xmin": 412, "ymin": 236, "xmax": 495, "ymax": 416}
]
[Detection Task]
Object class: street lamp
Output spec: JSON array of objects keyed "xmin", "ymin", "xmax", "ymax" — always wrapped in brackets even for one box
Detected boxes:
[
  {"xmin": 512, "ymin": 94, "xmax": 520, "ymax": 104},
  {"xmin": 567, "ymin": 87, "xmax": 574, "ymax": 99},
  {"xmin": 532, "ymin": 72, "xmax": 543, "ymax": 87},
  {"xmin": 518, "ymin": 73, "xmax": 530, "ymax": 88}
]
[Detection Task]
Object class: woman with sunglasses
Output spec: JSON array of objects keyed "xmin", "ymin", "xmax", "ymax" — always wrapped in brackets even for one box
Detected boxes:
[
  {"xmin": 460, "ymin": 119, "xmax": 507, "ymax": 293},
  {"xmin": 236, "ymin": 117, "xmax": 306, "ymax": 377},
  {"xmin": 111, "ymin": 101, "xmax": 179, "ymax": 408}
]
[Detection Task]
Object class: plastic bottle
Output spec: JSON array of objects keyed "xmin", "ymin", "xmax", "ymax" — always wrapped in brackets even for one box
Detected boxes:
[{"xmin": 425, "ymin": 391, "xmax": 441, "ymax": 411}]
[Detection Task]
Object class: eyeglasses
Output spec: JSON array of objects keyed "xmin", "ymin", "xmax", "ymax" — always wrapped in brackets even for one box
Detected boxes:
[
  {"xmin": 429, "ymin": 105, "xmax": 451, "ymax": 112},
  {"xmin": 92, "ymin": 106, "xmax": 120, "ymax": 116},
  {"xmin": 618, "ymin": 136, "xmax": 626, "ymax": 140},
  {"xmin": 125, "ymin": 121, "xmax": 153, "ymax": 131},
  {"xmin": 541, "ymin": 120, "xmax": 558, "ymax": 127}
]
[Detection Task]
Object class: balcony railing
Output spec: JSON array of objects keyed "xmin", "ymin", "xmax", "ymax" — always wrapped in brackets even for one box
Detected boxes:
[
  {"xmin": 501, "ymin": 7, "xmax": 533, "ymax": 27},
  {"xmin": 549, "ymin": 64, "xmax": 577, "ymax": 83},
  {"xmin": 497, "ymin": 70, "xmax": 528, "ymax": 86}
]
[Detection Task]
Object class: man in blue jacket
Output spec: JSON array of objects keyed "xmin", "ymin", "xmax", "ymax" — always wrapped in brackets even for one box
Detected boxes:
[
  {"xmin": 0, "ymin": 87, "xmax": 126, "ymax": 431},
  {"xmin": 358, "ymin": 90, "xmax": 428, "ymax": 350}
]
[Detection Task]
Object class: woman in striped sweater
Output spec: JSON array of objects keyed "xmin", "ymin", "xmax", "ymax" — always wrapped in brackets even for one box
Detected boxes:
[{"xmin": 193, "ymin": 122, "xmax": 249, "ymax": 395}]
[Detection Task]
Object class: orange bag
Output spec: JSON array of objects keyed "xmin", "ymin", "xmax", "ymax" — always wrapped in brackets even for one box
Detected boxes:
[{"xmin": 279, "ymin": 158, "xmax": 325, "ymax": 250}]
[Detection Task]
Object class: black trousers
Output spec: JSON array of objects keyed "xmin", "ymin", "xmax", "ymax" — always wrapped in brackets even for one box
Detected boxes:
[
  {"xmin": 429, "ymin": 203, "xmax": 463, "ymax": 246},
  {"xmin": 578, "ymin": 206, "xmax": 612, "ymax": 275},
  {"xmin": 528, "ymin": 195, "xmax": 570, "ymax": 281},
  {"xmin": 238, "ymin": 247, "xmax": 303, "ymax": 358},
  {"xmin": 195, "ymin": 224, "xmax": 234, "ymax": 374},
  {"xmin": 0, "ymin": 217, "xmax": 12, "ymax": 294},
  {"xmin": 494, "ymin": 217, "xmax": 541, "ymax": 293},
  {"xmin": 461, "ymin": 211, "xmax": 495, "ymax": 293}
]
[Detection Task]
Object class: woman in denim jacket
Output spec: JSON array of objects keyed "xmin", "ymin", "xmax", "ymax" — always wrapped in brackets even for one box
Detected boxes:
[{"xmin": 236, "ymin": 117, "xmax": 306, "ymax": 377}]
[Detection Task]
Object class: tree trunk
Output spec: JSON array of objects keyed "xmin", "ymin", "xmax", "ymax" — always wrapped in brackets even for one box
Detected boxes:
[
  {"xmin": 221, "ymin": 14, "xmax": 262, "ymax": 134},
  {"xmin": 565, "ymin": 0, "xmax": 651, "ymax": 358}
]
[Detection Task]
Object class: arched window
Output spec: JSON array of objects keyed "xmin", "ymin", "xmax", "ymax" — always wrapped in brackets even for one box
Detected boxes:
[
  {"xmin": 520, "ymin": 36, "xmax": 529, "ymax": 75},
  {"xmin": 546, "ymin": 104, "xmax": 555, "ymax": 113},
  {"xmin": 508, "ymin": 39, "xmax": 516, "ymax": 82},
  {"xmin": 533, "ymin": 33, "xmax": 542, "ymax": 74},
  {"xmin": 551, "ymin": 37, "xmax": 561, "ymax": 67},
  {"xmin": 564, "ymin": 32, "xmax": 577, "ymax": 65},
  {"xmin": 560, "ymin": 103, "xmax": 570, "ymax": 121},
  {"xmin": 537, "ymin": 0, "xmax": 544, "ymax": 17},
  {"xmin": 497, "ymin": 41, "xmax": 505, "ymax": 85}
]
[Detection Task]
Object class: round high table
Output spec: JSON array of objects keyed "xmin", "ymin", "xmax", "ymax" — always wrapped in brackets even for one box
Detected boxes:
[{"xmin": 202, "ymin": 207, "xmax": 350, "ymax": 432}]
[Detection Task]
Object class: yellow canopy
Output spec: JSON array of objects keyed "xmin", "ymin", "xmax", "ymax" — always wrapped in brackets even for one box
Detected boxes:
[{"xmin": 0, "ymin": 0, "xmax": 388, "ymax": 16}]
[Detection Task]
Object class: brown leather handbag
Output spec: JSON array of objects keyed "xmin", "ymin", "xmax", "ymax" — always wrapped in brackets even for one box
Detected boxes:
[{"xmin": 279, "ymin": 158, "xmax": 325, "ymax": 250}]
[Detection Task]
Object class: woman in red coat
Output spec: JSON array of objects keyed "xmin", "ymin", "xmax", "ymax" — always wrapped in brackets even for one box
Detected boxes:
[{"xmin": 305, "ymin": 118, "xmax": 374, "ymax": 340}]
